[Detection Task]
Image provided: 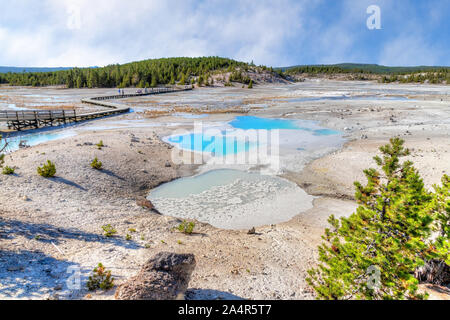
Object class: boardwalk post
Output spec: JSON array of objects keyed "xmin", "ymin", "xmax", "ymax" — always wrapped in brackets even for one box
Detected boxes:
[{"xmin": 34, "ymin": 111, "xmax": 38, "ymax": 128}]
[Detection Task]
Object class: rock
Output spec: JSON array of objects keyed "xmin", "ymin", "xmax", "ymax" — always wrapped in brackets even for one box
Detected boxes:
[
  {"xmin": 165, "ymin": 161, "xmax": 172, "ymax": 168},
  {"xmin": 248, "ymin": 227, "xmax": 256, "ymax": 235},
  {"xmin": 136, "ymin": 198, "xmax": 154, "ymax": 210},
  {"xmin": 115, "ymin": 252, "xmax": 196, "ymax": 300}
]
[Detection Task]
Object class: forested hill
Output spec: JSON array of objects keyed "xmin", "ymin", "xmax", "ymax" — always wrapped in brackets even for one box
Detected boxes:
[
  {"xmin": 281, "ymin": 63, "xmax": 450, "ymax": 84},
  {"xmin": 280, "ymin": 63, "xmax": 449, "ymax": 74},
  {"xmin": 0, "ymin": 57, "xmax": 272, "ymax": 88}
]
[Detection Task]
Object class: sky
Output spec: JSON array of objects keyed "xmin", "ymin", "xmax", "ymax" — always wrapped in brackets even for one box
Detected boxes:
[{"xmin": 0, "ymin": 0, "xmax": 448, "ymax": 68}]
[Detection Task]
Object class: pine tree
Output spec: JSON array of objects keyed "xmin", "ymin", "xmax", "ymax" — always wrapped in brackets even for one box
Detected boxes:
[
  {"xmin": 197, "ymin": 75, "xmax": 204, "ymax": 87},
  {"xmin": 76, "ymin": 75, "xmax": 83, "ymax": 88},
  {"xmin": 307, "ymin": 138, "xmax": 434, "ymax": 300},
  {"xmin": 150, "ymin": 73, "xmax": 158, "ymax": 87},
  {"xmin": 248, "ymin": 79, "xmax": 253, "ymax": 89},
  {"xmin": 178, "ymin": 73, "xmax": 186, "ymax": 85},
  {"xmin": 433, "ymin": 175, "xmax": 450, "ymax": 264}
]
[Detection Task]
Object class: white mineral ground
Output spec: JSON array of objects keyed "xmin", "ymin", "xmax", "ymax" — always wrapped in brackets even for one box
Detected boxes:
[{"xmin": 0, "ymin": 81, "xmax": 449, "ymax": 300}]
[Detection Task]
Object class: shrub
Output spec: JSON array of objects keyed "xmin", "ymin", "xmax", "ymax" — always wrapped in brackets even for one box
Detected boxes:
[
  {"xmin": 307, "ymin": 138, "xmax": 434, "ymax": 300},
  {"xmin": 37, "ymin": 160, "xmax": 56, "ymax": 178},
  {"xmin": 96, "ymin": 140, "xmax": 104, "ymax": 150},
  {"xmin": 248, "ymin": 79, "xmax": 253, "ymax": 89},
  {"xmin": 125, "ymin": 234, "xmax": 132, "ymax": 241},
  {"xmin": 102, "ymin": 224, "xmax": 117, "ymax": 237},
  {"xmin": 2, "ymin": 166, "xmax": 15, "ymax": 175},
  {"xmin": 90, "ymin": 157, "xmax": 102, "ymax": 170},
  {"xmin": 176, "ymin": 220, "xmax": 195, "ymax": 235},
  {"xmin": 86, "ymin": 263, "xmax": 114, "ymax": 291}
]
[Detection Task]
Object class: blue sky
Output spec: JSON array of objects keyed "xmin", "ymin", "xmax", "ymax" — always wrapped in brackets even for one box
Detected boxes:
[{"xmin": 0, "ymin": 0, "xmax": 448, "ymax": 67}]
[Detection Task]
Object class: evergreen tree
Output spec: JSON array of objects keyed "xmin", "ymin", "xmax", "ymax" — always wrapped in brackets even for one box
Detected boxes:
[
  {"xmin": 197, "ymin": 75, "xmax": 204, "ymax": 87},
  {"xmin": 178, "ymin": 73, "xmax": 186, "ymax": 85},
  {"xmin": 248, "ymin": 79, "xmax": 253, "ymax": 89},
  {"xmin": 307, "ymin": 138, "xmax": 434, "ymax": 300},
  {"xmin": 76, "ymin": 75, "xmax": 83, "ymax": 88},
  {"xmin": 150, "ymin": 73, "xmax": 157, "ymax": 87},
  {"xmin": 432, "ymin": 175, "xmax": 450, "ymax": 264}
]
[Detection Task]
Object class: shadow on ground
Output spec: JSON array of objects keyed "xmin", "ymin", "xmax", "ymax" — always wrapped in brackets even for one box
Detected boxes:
[
  {"xmin": 51, "ymin": 177, "xmax": 88, "ymax": 191},
  {"xmin": 0, "ymin": 217, "xmax": 139, "ymax": 249},
  {"xmin": 0, "ymin": 249, "xmax": 89, "ymax": 299},
  {"xmin": 185, "ymin": 288, "xmax": 245, "ymax": 300}
]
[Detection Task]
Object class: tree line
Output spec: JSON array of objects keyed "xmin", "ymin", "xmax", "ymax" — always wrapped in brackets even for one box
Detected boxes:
[
  {"xmin": 283, "ymin": 65, "xmax": 450, "ymax": 84},
  {"xmin": 380, "ymin": 69, "xmax": 450, "ymax": 84},
  {"xmin": 0, "ymin": 57, "xmax": 252, "ymax": 88},
  {"xmin": 284, "ymin": 65, "xmax": 368, "ymax": 75}
]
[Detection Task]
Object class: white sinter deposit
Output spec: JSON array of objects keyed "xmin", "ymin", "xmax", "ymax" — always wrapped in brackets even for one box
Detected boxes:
[{"xmin": 148, "ymin": 169, "xmax": 314, "ymax": 229}]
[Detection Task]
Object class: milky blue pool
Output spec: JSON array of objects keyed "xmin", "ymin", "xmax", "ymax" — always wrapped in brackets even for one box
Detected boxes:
[
  {"xmin": 166, "ymin": 116, "xmax": 341, "ymax": 156},
  {"xmin": 230, "ymin": 116, "xmax": 340, "ymax": 135},
  {"xmin": 168, "ymin": 132, "xmax": 255, "ymax": 157},
  {"xmin": 230, "ymin": 116, "xmax": 301, "ymax": 130}
]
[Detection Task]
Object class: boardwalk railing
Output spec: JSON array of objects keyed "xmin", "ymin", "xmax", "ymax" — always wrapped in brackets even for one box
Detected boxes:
[
  {"xmin": 0, "ymin": 86, "xmax": 193, "ymax": 131},
  {"xmin": 89, "ymin": 86, "xmax": 192, "ymax": 101},
  {"xmin": 0, "ymin": 110, "xmax": 77, "ymax": 131},
  {"xmin": 0, "ymin": 110, "xmax": 76, "ymax": 122}
]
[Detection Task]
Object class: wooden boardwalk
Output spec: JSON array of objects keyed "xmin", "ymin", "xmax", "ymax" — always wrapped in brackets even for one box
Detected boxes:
[{"xmin": 0, "ymin": 86, "xmax": 192, "ymax": 131}]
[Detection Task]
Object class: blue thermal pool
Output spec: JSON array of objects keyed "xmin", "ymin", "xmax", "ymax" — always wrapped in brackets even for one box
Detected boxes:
[
  {"xmin": 166, "ymin": 116, "xmax": 341, "ymax": 156},
  {"xmin": 0, "ymin": 130, "xmax": 76, "ymax": 152}
]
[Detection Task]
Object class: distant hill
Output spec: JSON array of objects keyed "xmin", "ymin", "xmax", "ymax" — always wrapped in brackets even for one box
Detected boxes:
[
  {"xmin": 278, "ymin": 63, "xmax": 449, "ymax": 84},
  {"xmin": 279, "ymin": 63, "xmax": 449, "ymax": 74},
  {"xmin": 333, "ymin": 63, "xmax": 448, "ymax": 74},
  {"xmin": 0, "ymin": 57, "xmax": 268, "ymax": 88},
  {"xmin": 0, "ymin": 66, "xmax": 74, "ymax": 73}
]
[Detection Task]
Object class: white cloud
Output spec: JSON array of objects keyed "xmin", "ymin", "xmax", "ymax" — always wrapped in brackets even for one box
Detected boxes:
[
  {"xmin": 0, "ymin": 0, "xmax": 447, "ymax": 67},
  {"xmin": 379, "ymin": 36, "xmax": 441, "ymax": 66},
  {"xmin": 0, "ymin": 0, "xmax": 309, "ymax": 67}
]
